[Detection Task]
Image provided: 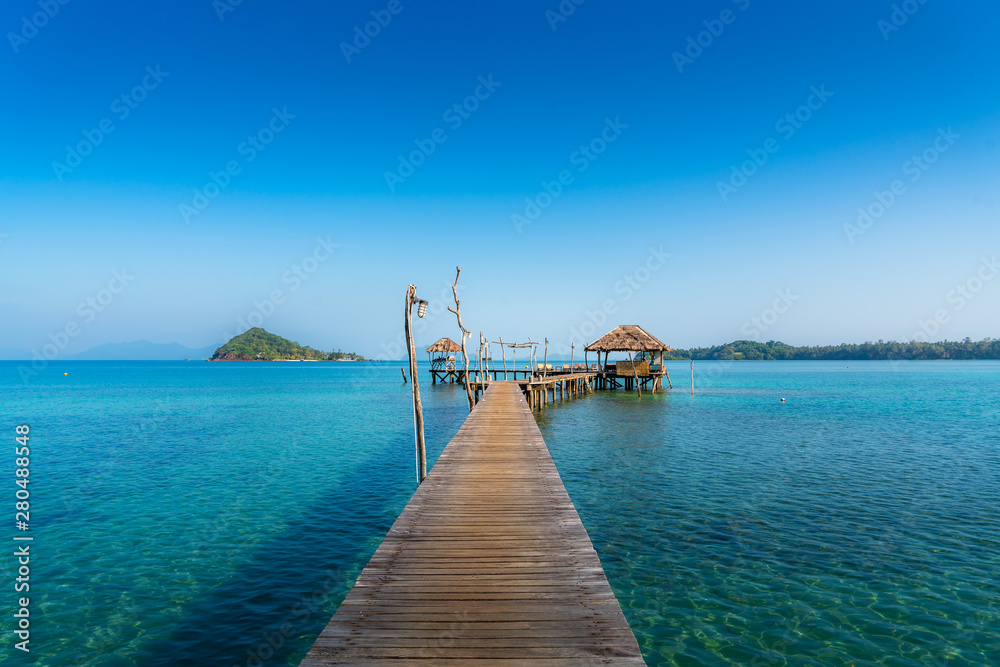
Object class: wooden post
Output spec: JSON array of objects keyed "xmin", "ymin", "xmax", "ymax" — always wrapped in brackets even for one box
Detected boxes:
[
  {"xmin": 477, "ymin": 332, "xmax": 485, "ymax": 402},
  {"xmin": 486, "ymin": 335, "xmax": 493, "ymax": 376},
  {"xmin": 498, "ymin": 337, "xmax": 508, "ymax": 380},
  {"xmin": 665, "ymin": 370, "xmax": 672, "ymax": 389},
  {"xmin": 404, "ymin": 285, "xmax": 427, "ymax": 484},
  {"xmin": 628, "ymin": 350, "xmax": 641, "ymax": 398},
  {"xmin": 401, "ymin": 366, "xmax": 407, "ymax": 383},
  {"xmin": 649, "ymin": 349, "xmax": 657, "ymax": 394},
  {"xmin": 657, "ymin": 350, "xmax": 663, "ymax": 391},
  {"xmin": 570, "ymin": 343, "xmax": 574, "ymax": 373},
  {"xmin": 543, "ymin": 338, "xmax": 548, "ymax": 378},
  {"xmin": 690, "ymin": 360, "xmax": 694, "ymax": 395}
]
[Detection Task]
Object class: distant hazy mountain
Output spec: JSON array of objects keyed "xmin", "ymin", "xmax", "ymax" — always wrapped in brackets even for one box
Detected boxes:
[{"xmin": 67, "ymin": 341, "xmax": 220, "ymax": 360}]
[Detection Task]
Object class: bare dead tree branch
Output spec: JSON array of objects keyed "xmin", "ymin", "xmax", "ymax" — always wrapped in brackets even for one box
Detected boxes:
[{"xmin": 448, "ymin": 266, "xmax": 475, "ymax": 412}]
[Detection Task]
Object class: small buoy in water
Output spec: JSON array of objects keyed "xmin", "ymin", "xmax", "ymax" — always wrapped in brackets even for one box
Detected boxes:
[
  {"xmin": 780, "ymin": 398, "xmax": 786, "ymax": 402},
  {"xmin": 64, "ymin": 372, "xmax": 68, "ymax": 376}
]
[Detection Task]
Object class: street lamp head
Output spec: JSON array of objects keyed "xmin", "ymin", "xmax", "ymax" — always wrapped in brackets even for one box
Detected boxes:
[{"xmin": 415, "ymin": 299, "xmax": 428, "ymax": 318}]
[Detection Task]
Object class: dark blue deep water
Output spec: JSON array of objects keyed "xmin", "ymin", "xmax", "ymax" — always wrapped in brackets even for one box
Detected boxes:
[{"xmin": 3, "ymin": 361, "xmax": 998, "ymax": 666}]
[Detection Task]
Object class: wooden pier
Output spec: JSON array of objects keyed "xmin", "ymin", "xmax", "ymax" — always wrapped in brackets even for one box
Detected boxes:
[
  {"xmin": 472, "ymin": 373, "xmax": 598, "ymax": 410},
  {"xmin": 432, "ymin": 367, "xmax": 667, "ymax": 394},
  {"xmin": 431, "ymin": 368, "xmax": 536, "ymax": 384},
  {"xmin": 524, "ymin": 373, "xmax": 595, "ymax": 410},
  {"xmin": 300, "ymin": 382, "xmax": 645, "ymax": 665}
]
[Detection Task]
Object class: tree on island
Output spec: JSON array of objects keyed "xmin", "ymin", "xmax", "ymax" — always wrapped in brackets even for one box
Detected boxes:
[
  {"xmin": 664, "ymin": 338, "xmax": 1000, "ymax": 361},
  {"xmin": 210, "ymin": 328, "xmax": 364, "ymax": 361}
]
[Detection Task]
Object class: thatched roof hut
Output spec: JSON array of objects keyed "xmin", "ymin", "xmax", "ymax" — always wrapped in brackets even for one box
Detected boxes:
[
  {"xmin": 426, "ymin": 338, "xmax": 463, "ymax": 354},
  {"xmin": 585, "ymin": 325, "xmax": 671, "ymax": 353},
  {"xmin": 427, "ymin": 337, "xmax": 462, "ymax": 370}
]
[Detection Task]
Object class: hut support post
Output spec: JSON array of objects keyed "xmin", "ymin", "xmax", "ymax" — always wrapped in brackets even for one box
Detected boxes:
[
  {"xmin": 647, "ymin": 349, "xmax": 655, "ymax": 394},
  {"xmin": 658, "ymin": 350, "xmax": 664, "ymax": 390},
  {"xmin": 543, "ymin": 338, "xmax": 548, "ymax": 378},
  {"xmin": 404, "ymin": 285, "xmax": 427, "ymax": 484},
  {"xmin": 628, "ymin": 351, "xmax": 641, "ymax": 398}
]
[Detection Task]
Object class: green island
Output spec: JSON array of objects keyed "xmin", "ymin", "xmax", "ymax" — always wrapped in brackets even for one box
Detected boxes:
[
  {"xmin": 210, "ymin": 328, "xmax": 364, "ymax": 361},
  {"xmin": 665, "ymin": 338, "xmax": 1000, "ymax": 361}
]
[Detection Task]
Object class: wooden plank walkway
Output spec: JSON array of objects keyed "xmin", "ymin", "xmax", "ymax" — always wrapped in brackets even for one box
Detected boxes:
[{"xmin": 300, "ymin": 381, "xmax": 645, "ymax": 666}]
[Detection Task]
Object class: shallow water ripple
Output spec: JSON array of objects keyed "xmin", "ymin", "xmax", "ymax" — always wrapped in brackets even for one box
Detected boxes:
[
  {"xmin": 538, "ymin": 361, "xmax": 1000, "ymax": 666},
  {"xmin": 3, "ymin": 360, "xmax": 997, "ymax": 666}
]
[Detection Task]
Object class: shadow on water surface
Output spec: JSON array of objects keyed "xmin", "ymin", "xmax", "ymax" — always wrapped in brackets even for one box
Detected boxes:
[
  {"xmin": 127, "ymin": 457, "xmax": 414, "ymax": 667},
  {"xmin": 126, "ymin": 382, "xmax": 468, "ymax": 667}
]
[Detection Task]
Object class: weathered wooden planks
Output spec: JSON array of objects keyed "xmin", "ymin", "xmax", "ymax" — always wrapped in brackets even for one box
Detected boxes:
[{"xmin": 299, "ymin": 381, "xmax": 645, "ymax": 666}]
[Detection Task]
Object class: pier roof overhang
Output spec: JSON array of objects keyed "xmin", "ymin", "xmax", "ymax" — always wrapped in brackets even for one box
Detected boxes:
[
  {"xmin": 426, "ymin": 338, "xmax": 463, "ymax": 353},
  {"xmin": 585, "ymin": 325, "xmax": 672, "ymax": 352}
]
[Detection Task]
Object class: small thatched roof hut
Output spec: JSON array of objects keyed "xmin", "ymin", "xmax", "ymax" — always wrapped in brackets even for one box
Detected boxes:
[
  {"xmin": 585, "ymin": 325, "xmax": 671, "ymax": 353},
  {"xmin": 426, "ymin": 338, "xmax": 463, "ymax": 354},
  {"xmin": 426, "ymin": 337, "xmax": 462, "ymax": 370},
  {"xmin": 585, "ymin": 325, "xmax": 671, "ymax": 389}
]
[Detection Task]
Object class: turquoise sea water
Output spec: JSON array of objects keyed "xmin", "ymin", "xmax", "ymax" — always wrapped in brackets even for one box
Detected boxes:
[{"xmin": 3, "ymin": 360, "xmax": 998, "ymax": 666}]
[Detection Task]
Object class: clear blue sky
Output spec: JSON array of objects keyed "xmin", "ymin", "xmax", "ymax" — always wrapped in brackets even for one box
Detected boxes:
[{"xmin": 2, "ymin": 0, "xmax": 998, "ymax": 358}]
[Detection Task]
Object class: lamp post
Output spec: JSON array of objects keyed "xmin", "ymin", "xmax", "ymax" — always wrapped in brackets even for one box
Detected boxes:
[{"xmin": 405, "ymin": 285, "xmax": 428, "ymax": 483}]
